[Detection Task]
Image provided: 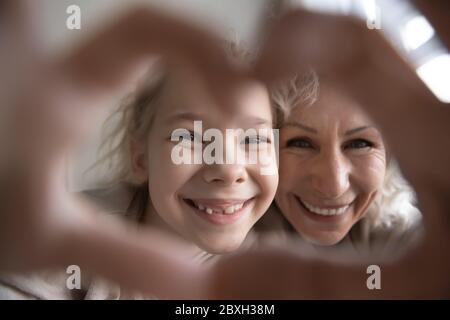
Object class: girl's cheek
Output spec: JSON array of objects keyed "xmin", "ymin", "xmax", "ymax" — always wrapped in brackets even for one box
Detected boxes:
[
  {"xmin": 149, "ymin": 143, "xmax": 186, "ymax": 180},
  {"xmin": 266, "ymin": 173, "xmax": 280, "ymax": 197}
]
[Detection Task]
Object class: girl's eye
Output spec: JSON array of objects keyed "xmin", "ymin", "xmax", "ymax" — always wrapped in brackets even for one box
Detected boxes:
[
  {"xmin": 344, "ymin": 139, "xmax": 373, "ymax": 150},
  {"xmin": 243, "ymin": 135, "xmax": 270, "ymax": 145},
  {"xmin": 176, "ymin": 131, "xmax": 202, "ymax": 143},
  {"xmin": 286, "ymin": 138, "xmax": 313, "ymax": 149},
  {"xmin": 180, "ymin": 132, "xmax": 195, "ymax": 142}
]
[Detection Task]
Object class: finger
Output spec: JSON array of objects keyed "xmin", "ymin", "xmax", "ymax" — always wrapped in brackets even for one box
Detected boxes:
[
  {"xmin": 209, "ymin": 241, "xmax": 448, "ymax": 299},
  {"xmin": 0, "ymin": 0, "xmax": 41, "ymax": 54},
  {"xmin": 50, "ymin": 202, "xmax": 208, "ymax": 299},
  {"xmin": 60, "ymin": 7, "xmax": 237, "ymax": 94},
  {"xmin": 0, "ymin": 171, "xmax": 206, "ymax": 299},
  {"xmin": 253, "ymin": 9, "xmax": 369, "ymax": 85},
  {"xmin": 414, "ymin": 0, "xmax": 450, "ymax": 48}
]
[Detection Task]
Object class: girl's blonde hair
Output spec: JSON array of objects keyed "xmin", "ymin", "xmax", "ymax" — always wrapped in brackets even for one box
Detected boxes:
[{"xmin": 270, "ymin": 70, "xmax": 421, "ymax": 234}]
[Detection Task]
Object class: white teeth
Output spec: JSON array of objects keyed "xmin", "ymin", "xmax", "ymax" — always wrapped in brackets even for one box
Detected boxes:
[
  {"xmin": 224, "ymin": 206, "xmax": 235, "ymax": 214},
  {"xmin": 301, "ymin": 200, "xmax": 349, "ymax": 216},
  {"xmin": 190, "ymin": 200, "xmax": 247, "ymax": 215}
]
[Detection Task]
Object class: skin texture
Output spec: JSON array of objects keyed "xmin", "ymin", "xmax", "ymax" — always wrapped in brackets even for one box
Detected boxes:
[
  {"xmin": 276, "ymin": 84, "xmax": 386, "ymax": 245},
  {"xmin": 1, "ymin": 0, "xmax": 450, "ymax": 299}
]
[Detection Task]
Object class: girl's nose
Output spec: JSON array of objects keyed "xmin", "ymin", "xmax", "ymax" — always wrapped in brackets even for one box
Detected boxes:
[{"xmin": 202, "ymin": 163, "xmax": 248, "ymax": 186}]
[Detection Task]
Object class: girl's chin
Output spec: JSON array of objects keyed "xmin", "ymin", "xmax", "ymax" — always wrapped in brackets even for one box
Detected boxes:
[{"xmin": 198, "ymin": 239, "xmax": 243, "ymax": 254}]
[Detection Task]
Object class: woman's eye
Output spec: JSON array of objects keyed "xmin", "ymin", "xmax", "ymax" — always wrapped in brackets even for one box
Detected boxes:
[
  {"xmin": 243, "ymin": 135, "xmax": 270, "ymax": 145},
  {"xmin": 286, "ymin": 138, "xmax": 313, "ymax": 149},
  {"xmin": 344, "ymin": 139, "xmax": 373, "ymax": 149}
]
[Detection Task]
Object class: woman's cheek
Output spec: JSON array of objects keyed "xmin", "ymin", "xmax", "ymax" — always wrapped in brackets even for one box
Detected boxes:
[
  {"xmin": 351, "ymin": 151, "xmax": 386, "ymax": 191},
  {"xmin": 278, "ymin": 153, "xmax": 295, "ymax": 190},
  {"xmin": 278, "ymin": 152, "xmax": 306, "ymax": 194}
]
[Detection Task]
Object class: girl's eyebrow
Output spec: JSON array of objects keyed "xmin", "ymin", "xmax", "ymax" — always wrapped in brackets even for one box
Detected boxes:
[
  {"xmin": 243, "ymin": 116, "xmax": 272, "ymax": 126},
  {"xmin": 166, "ymin": 113, "xmax": 272, "ymax": 126},
  {"xmin": 165, "ymin": 112, "xmax": 204, "ymax": 124}
]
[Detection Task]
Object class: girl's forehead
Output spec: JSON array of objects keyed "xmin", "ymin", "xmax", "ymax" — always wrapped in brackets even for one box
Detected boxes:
[{"xmin": 156, "ymin": 76, "xmax": 273, "ymax": 126}]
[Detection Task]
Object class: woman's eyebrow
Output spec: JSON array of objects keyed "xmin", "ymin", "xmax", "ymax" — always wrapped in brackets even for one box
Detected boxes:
[
  {"xmin": 283, "ymin": 121, "xmax": 317, "ymax": 134},
  {"xmin": 345, "ymin": 126, "xmax": 374, "ymax": 136}
]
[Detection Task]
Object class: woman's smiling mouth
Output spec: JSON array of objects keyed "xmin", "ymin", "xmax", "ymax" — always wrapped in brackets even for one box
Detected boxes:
[
  {"xmin": 294, "ymin": 195, "xmax": 353, "ymax": 223},
  {"xmin": 301, "ymin": 199, "xmax": 350, "ymax": 216}
]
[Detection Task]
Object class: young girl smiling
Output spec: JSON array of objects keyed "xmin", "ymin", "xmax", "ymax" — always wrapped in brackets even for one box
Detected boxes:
[{"xmin": 101, "ymin": 59, "xmax": 278, "ymax": 256}]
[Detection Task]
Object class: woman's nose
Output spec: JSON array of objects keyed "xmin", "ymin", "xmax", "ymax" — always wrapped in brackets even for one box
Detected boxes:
[
  {"xmin": 202, "ymin": 163, "xmax": 248, "ymax": 186},
  {"xmin": 310, "ymin": 150, "xmax": 350, "ymax": 199}
]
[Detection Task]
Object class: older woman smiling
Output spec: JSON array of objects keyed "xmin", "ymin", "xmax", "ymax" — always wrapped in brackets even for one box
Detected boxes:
[{"xmin": 267, "ymin": 71, "xmax": 422, "ymax": 252}]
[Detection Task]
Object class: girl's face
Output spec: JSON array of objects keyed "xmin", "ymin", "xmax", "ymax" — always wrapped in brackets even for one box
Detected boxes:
[
  {"xmin": 132, "ymin": 66, "xmax": 278, "ymax": 253},
  {"xmin": 275, "ymin": 85, "xmax": 387, "ymax": 245}
]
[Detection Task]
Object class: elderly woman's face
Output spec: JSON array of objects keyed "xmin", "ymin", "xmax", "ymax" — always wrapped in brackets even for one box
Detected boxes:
[{"xmin": 275, "ymin": 85, "xmax": 387, "ymax": 245}]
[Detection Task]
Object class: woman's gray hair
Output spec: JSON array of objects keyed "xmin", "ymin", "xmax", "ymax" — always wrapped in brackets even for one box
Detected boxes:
[
  {"xmin": 271, "ymin": 70, "xmax": 320, "ymax": 126},
  {"xmin": 271, "ymin": 70, "xmax": 421, "ymax": 234}
]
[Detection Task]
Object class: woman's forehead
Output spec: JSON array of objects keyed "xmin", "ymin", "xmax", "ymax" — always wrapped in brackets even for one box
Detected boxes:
[{"xmin": 289, "ymin": 87, "xmax": 375, "ymax": 129}]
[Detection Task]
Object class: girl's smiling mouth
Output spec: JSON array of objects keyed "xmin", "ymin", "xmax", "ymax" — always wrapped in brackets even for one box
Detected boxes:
[{"xmin": 182, "ymin": 197, "xmax": 256, "ymax": 225}]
